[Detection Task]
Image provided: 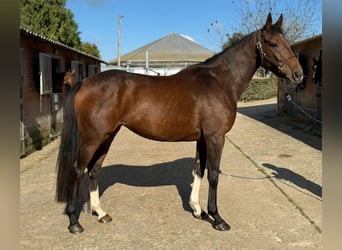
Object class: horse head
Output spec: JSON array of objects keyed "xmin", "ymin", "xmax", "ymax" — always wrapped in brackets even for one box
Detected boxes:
[
  {"xmin": 257, "ymin": 13, "xmax": 303, "ymax": 85},
  {"xmin": 63, "ymin": 69, "xmax": 76, "ymax": 87}
]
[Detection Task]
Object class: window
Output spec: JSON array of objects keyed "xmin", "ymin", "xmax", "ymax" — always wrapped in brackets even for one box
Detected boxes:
[
  {"xmin": 71, "ymin": 60, "xmax": 85, "ymax": 81},
  {"xmin": 39, "ymin": 53, "xmax": 52, "ymax": 95},
  {"xmin": 39, "ymin": 53, "xmax": 61, "ymax": 94},
  {"xmin": 88, "ymin": 65, "xmax": 98, "ymax": 77}
]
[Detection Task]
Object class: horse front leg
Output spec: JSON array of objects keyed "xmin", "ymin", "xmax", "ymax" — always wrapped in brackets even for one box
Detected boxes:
[
  {"xmin": 206, "ymin": 135, "xmax": 230, "ymax": 231},
  {"xmin": 189, "ymin": 136, "xmax": 208, "ymax": 219}
]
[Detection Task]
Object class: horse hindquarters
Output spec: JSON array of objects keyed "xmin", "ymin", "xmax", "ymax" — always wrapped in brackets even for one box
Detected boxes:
[{"xmin": 58, "ymin": 80, "xmax": 124, "ymax": 233}]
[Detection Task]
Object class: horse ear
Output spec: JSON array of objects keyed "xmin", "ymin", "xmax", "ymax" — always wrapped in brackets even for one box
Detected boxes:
[
  {"xmin": 275, "ymin": 14, "xmax": 283, "ymax": 28},
  {"xmin": 263, "ymin": 13, "xmax": 272, "ymax": 31}
]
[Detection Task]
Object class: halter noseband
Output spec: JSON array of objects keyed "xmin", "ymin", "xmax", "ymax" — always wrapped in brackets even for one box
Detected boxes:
[{"xmin": 256, "ymin": 30, "xmax": 295, "ymax": 72}]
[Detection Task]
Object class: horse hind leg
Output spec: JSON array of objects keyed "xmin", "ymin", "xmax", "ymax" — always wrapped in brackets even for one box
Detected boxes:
[
  {"xmin": 88, "ymin": 133, "xmax": 117, "ymax": 224},
  {"xmin": 65, "ymin": 172, "xmax": 84, "ymax": 233},
  {"xmin": 65, "ymin": 141, "xmax": 108, "ymax": 233},
  {"xmin": 88, "ymin": 157, "xmax": 112, "ymax": 224}
]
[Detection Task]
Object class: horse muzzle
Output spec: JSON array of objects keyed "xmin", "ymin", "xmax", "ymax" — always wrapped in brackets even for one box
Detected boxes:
[
  {"xmin": 292, "ymin": 70, "xmax": 304, "ymax": 84},
  {"xmin": 282, "ymin": 65, "xmax": 303, "ymax": 85}
]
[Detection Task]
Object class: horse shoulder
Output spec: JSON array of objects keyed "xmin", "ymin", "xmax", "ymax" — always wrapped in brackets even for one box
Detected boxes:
[{"xmin": 183, "ymin": 67, "xmax": 237, "ymax": 134}]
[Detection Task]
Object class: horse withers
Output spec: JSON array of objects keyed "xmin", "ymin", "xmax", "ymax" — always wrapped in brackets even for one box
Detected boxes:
[{"xmin": 56, "ymin": 13, "xmax": 303, "ymax": 233}]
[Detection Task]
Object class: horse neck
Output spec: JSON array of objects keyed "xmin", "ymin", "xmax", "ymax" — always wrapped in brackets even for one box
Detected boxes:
[{"xmin": 207, "ymin": 31, "xmax": 259, "ymax": 103}]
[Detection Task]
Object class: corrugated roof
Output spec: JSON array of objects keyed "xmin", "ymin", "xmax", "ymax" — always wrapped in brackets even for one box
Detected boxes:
[
  {"xmin": 109, "ymin": 32, "xmax": 214, "ymax": 66},
  {"xmin": 20, "ymin": 27, "xmax": 107, "ymax": 64}
]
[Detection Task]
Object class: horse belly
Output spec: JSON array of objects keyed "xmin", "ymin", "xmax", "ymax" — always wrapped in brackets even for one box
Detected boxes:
[
  {"xmin": 123, "ymin": 107, "xmax": 201, "ymax": 142},
  {"xmin": 129, "ymin": 126, "xmax": 200, "ymax": 142}
]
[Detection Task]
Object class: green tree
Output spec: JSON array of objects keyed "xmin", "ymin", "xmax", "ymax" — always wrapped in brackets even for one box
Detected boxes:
[
  {"xmin": 20, "ymin": 0, "xmax": 81, "ymax": 49},
  {"xmin": 80, "ymin": 42, "xmax": 101, "ymax": 58},
  {"xmin": 222, "ymin": 32, "xmax": 245, "ymax": 50}
]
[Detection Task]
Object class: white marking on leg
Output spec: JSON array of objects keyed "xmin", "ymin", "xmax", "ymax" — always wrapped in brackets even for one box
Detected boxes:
[
  {"xmin": 90, "ymin": 186, "xmax": 106, "ymax": 219},
  {"xmin": 189, "ymin": 173, "xmax": 202, "ymax": 217}
]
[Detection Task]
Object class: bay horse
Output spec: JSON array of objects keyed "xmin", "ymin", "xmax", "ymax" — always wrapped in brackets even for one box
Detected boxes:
[{"xmin": 56, "ymin": 13, "xmax": 303, "ymax": 233}]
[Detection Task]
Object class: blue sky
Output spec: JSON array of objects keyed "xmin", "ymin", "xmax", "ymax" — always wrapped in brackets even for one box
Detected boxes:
[{"xmin": 66, "ymin": 0, "xmax": 322, "ymax": 62}]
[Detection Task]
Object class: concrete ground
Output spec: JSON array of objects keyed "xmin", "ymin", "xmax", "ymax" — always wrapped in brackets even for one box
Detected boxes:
[{"xmin": 20, "ymin": 98, "xmax": 322, "ymax": 249}]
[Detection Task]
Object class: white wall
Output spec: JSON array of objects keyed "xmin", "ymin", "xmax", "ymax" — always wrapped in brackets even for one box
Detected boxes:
[{"xmin": 101, "ymin": 64, "xmax": 184, "ymax": 76}]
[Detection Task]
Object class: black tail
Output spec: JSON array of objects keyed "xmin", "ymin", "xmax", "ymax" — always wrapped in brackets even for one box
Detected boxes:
[{"xmin": 56, "ymin": 81, "xmax": 83, "ymax": 202}]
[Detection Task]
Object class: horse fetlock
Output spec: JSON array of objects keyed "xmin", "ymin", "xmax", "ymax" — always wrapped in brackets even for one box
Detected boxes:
[
  {"xmin": 189, "ymin": 200, "xmax": 202, "ymax": 217},
  {"xmin": 98, "ymin": 214, "xmax": 112, "ymax": 223},
  {"xmin": 65, "ymin": 204, "xmax": 76, "ymax": 216}
]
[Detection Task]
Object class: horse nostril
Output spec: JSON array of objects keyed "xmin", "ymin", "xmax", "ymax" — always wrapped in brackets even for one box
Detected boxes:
[{"xmin": 293, "ymin": 71, "xmax": 303, "ymax": 82}]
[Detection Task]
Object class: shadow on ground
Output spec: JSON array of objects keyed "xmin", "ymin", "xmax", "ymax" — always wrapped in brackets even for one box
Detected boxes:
[
  {"xmin": 237, "ymin": 103, "xmax": 321, "ymax": 151},
  {"xmin": 263, "ymin": 163, "xmax": 322, "ymax": 199},
  {"xmin": 98, "ymin": 157, "xmax": 195, "ymax": 213}
]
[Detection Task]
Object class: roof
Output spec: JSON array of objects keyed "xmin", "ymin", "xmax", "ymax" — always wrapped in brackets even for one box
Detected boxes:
[
  {"xmin": 291, "ymin": 34, "xmax": 322, "ymax": 52},
  {"xmin": 20, "ymin": 27, "xmax": 107, "ymax": 64},
  {"xmin": 109, "ymin": 32, "xmax": 215, "ymax": 67}
]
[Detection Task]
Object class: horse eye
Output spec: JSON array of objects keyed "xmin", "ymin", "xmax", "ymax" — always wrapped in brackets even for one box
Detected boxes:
[{"xmin": 269, "ymin": 41, "xmax": 278, "ymax": 47}]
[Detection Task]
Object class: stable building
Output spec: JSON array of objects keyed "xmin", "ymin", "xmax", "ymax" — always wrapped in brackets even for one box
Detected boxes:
[
  {"xmin": 20, "ymin": 27, "xmax": 106, "ymax": 156},
  {"xmin": 278, "ymin": 35, "xmax": 322, "ymax": 127},
  {"xmin": 108, "ymin": 32, "xmax": 215, "ymax": 76}
]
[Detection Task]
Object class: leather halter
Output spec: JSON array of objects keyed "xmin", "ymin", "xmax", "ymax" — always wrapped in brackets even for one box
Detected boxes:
[{"xmin": 256, "ymin": 30, "xmax": 296, "ymax": 72}]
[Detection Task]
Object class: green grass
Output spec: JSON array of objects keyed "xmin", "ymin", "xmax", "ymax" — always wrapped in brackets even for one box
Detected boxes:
[{"xmin": 240, "ymin": 77, "xmax": 278, "ymax": 102}]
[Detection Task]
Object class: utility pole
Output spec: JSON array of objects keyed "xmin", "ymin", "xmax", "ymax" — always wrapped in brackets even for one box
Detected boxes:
[{"xmin": 117, "ymin": 15, "xmax": 124, "ymax": 67}]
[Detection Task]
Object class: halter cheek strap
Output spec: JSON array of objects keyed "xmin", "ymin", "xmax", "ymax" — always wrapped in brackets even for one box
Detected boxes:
[{"xmin": 256, "ymin": 30, "xmax": 295, "ymax": 72}]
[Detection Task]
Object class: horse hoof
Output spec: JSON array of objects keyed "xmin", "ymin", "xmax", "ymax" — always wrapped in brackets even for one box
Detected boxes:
[
  {"xmin": 98, "ymin": 214, "xmax": 112, "ymax": 223},
  {"xmin": 68, "ymin": 223, "xmax": 84, "ymax": 234},
  {"xmin": 213, "ymin": 221, "xmax": 230, "ymax": 231},
  {"xmin": 193, "ymin": 211, "xmax": 209, "ymax": 220}
]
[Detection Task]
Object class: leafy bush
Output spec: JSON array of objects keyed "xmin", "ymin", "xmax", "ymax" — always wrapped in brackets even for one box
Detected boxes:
[{"xmin": 240, "ymin": 77, "xmax": 278, "ymax": 102}]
